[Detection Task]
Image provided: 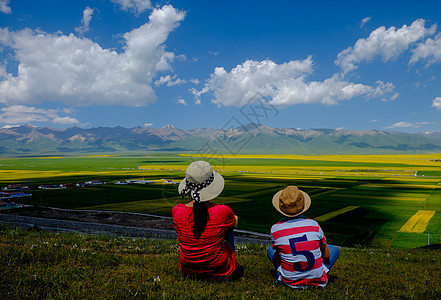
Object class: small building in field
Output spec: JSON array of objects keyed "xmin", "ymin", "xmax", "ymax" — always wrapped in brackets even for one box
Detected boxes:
[
  {"xmin": 2, "ymin": 184, "xmax": 29, "ymax": 191},
  {"xmin": 85, "ymin": 180, "xmax": 106, "ymax": 186},
  {"xmin": 38, "ymin": 184, "xmax": 63, "ymax": 190}
]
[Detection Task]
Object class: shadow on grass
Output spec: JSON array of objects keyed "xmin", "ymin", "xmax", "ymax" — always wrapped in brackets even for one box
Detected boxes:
[{"xmin": 319, "ymin": 207, "xmax": 390, "ymax": 248}]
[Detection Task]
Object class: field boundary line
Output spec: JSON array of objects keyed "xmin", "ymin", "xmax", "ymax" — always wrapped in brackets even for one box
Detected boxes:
[
  {"xmin": 314, "ymin": 206, "xmax": 360, "ymax": 222},
  {"xmin": 399, "ymin": 210, "xmax": 436, "ymax": 233}
]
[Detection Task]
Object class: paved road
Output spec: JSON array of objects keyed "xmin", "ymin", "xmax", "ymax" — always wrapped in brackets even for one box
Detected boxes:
[{"xmin": 0, "ymin": 212, "xmax": 270, "ymax": 244}]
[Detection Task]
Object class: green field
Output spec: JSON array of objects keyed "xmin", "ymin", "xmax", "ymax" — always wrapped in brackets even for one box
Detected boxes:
[{"xmin": 1, "ymin": 153, "xmax": 441, "ymax": 249}]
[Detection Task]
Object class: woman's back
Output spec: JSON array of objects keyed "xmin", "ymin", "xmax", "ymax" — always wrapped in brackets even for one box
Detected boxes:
[{"xmin": 172, "ymin": 202, "xmax": 236, "ymax": 279}]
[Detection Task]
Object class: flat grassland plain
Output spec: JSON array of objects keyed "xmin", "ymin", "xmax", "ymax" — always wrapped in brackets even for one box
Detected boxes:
[{"xmin": 1, "ymin": 153, "xmax": 441, "ymax": 249}]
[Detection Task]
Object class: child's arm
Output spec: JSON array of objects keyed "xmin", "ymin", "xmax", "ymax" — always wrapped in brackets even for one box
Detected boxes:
[{"xmin": 320, "ymin": 242, "xmax": 331, "ymax": 260}]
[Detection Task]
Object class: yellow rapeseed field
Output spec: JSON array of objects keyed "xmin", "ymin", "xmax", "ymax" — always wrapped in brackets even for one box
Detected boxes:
[
  {"xmin": 399, "ymin": 210, "xmax": 436, "ymax": 233},
  {"xmin": 180, "ymin": 153, "xmax": 441, "ymax": 166}
]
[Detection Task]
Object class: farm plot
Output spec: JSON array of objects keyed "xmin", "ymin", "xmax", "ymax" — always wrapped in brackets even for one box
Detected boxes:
[{"xmin": 1, "ymin": 153, "xmax": 441, "ymax": 248}]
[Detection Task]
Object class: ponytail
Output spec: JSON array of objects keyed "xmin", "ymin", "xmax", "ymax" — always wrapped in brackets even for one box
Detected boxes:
[{"xmin": 192, "ymin": 201, "xmax": 209, "ymax": 237}]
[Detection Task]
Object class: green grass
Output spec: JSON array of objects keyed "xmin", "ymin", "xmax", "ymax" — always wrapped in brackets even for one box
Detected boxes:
[{"xmin": 1, "ymin": 225, "xmax": 440, "ymax": 299}]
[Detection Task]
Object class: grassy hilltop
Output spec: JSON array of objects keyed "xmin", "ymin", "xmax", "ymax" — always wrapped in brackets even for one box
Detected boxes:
[
  {"xmin": 1, "ymin": 225, "xmax": 440, "ymax": 299},
  {"xmin": 2, "ymin": 153, "xmax": 441, "ymax": 298}
]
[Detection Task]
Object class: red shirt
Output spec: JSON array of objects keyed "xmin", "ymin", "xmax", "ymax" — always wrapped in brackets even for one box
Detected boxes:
[{"xmin": 172, "ymin": 203, "xmax": 236, "ymax": 279}]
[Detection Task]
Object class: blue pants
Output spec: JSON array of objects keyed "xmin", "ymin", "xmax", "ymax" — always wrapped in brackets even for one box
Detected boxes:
[{"xmin": 267, "ymin": 244, "xmax": 340, "ymax": 272}]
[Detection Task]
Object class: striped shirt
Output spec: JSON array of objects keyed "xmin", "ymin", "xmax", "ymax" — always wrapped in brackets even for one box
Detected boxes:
[{"xmin": 271, "ymin": 216, "xmax": 328, "ymax": 288}]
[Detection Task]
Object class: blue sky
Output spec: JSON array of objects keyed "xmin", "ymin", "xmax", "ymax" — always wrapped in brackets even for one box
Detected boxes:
[{"xmin": 1, "ymin": 0, "xmax": 441, "ymax": 133}]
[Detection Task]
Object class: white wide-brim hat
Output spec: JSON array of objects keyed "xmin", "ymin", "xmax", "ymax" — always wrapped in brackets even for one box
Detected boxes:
[
  {"xmin": 272, "ymin": 186, "xmax": 311, "ymax": 217},
  {"xmin": 178, "ymin": 160, "xmax": 224, "ymax": 202}
]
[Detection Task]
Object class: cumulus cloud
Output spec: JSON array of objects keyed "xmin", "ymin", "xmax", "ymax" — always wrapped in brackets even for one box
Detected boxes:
[
  {"xmin": 194, "ymin": 57, "xmax": 396, "ymax": 107},
  {"xmin": 111, "ymin": 0, "xmax": 151, "ymax": 15},
  {"xmin": 0, "ymin": 5, "xmax": 185, "ymax": 107},
  {"xmin": 0, "ymin": 105, "xmax": 79, "ymax": 125},
  {"xmin": 0, "ymin": 0, "xmax": 11, "ymax": 14},
  {"xmin": 52, "ymin": 116, "xmax": 80, "ymax": 125},
  {"xmin": 385, "ymin": 121, "xmax": 428, "ymax": 129},
  {"xmin": 360, "ymin": 17, "xmax": 371, "ymax": 28},
  {"xmin": 432, "ymin": 96, "xmax": 441, "ymax": 109},
  {"xmin": 154, "ymin": 74, "xmax": 185, "ymax": 87},
  {"xmin": 336, "ymin": 19, "xmax": 437, "ymax": 73},
  {"xmin": 410, "ymin": 33, "xmax": 441, "ymax": 66},
  {"xmin": 176, "ymin": 98, "xmax": 187, "ymax": 105},
  {"xmin": 75, "ymin": 7, "xmax": 95, "ymax": 35}
]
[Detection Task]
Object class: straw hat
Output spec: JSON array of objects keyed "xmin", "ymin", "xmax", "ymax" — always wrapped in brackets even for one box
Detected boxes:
[
  {"xmin": 272, "ymin": 186, "xmax": 311, "ymax": 217},
  {"xmin": 178, "ymin": 161, "xmax": 224, "ymax": 202}
]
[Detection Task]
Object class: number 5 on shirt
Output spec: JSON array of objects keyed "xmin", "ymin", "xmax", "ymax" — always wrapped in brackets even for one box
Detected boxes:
[{"xmin": 289, "ymin": 234, "xmax": 315, "ymax": 272}]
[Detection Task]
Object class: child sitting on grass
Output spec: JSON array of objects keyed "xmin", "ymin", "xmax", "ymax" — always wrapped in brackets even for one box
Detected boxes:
[{"xmin": 267, "ymin": 186, "xmax": 340, "ymax": 288}]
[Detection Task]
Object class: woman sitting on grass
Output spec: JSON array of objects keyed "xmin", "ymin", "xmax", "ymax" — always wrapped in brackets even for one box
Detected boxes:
[{"xmin": 172, "ymin": 160, "xmax": 240, "ymax": 280}]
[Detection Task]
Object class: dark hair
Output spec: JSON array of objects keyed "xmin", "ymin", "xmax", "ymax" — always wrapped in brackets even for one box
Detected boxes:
[{"xmin": 192, "ymin": 201, "xmax": 209, "ymax": 237}]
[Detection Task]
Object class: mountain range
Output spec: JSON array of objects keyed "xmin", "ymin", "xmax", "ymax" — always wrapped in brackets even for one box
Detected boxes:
[{"xmin": 1, "ymin": 124, "xmax": 441, "ymax": 156}]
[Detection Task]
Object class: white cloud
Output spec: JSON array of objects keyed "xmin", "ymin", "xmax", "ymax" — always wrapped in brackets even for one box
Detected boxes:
[
  {"xmin": 111, "ymin": 0, "xmax": 151, "ymax": 15},
  {"xmin": 336, "ymin": 19, "xmax": 437, "ymax": 73},
  {"xmin": 154, "ymin": 74, "xmax": 186, "ymax": 87},
  {"xmin": 0, "ymin": 5, "xmax": 185, "ymax": 107},
  {"xmin": 189, "ymin": 78, "xmax": 200, "ymax": 85},
  {"xmin": 432, "ymin": 96, "xmax": 441, "ymax": 109},
  {"xmin": 385, "ymin": 121, "xmax": 427, "ymax": 129},
  {"xmin": 190, "ymin": 86, "xmax": 209, "ymax": 98},
  {"xmin": 0, "ymin": 0, "xmax": 11, "ymax": 14},
  {"xmin": 360, "ymin": 17, "xmax": 371, "ymax": 29},
  {"xmin": 390, "ymin": 92, "xmax": 399, "ymax": 101},
  {"xmin": 176, "ymin": 98, "xmax": 187, "ymax": 105},
  {"xmin": 195, "ymin": 57, "xmax": 396, "ymax": 107},
  {"xmin": 0, "ymin": 105, "xmax": 79, "ymax": 125},
  {"xmin": 75, "ymin": 7, "xmax": 95, "ymax": 35},
  {"xmin": 410, "ymin": 33, "xmax": 441, "ymax": 66},
  {"xmin": 52, "ymin": 116, "xmax": 80, "ymax": 125}
]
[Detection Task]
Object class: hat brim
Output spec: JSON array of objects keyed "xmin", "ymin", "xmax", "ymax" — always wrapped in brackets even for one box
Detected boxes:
[
  {"xmin": 178, "ymin": 171, "xmax": 224, "ymax": 202},
  {"xmin": 272, "ymin": 189, "xmax": 311, "ymax": 217}
]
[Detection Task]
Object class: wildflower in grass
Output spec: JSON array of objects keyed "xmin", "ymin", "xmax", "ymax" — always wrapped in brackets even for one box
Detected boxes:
[{"xmin": 153, "ymin": 276, "xmax": 160, "ymax": 283}]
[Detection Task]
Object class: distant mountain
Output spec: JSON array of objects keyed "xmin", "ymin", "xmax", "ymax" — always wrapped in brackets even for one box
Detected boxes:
[{"xmin": 1, "ymin": 124, "xmax": 441, "ymax": 156}]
